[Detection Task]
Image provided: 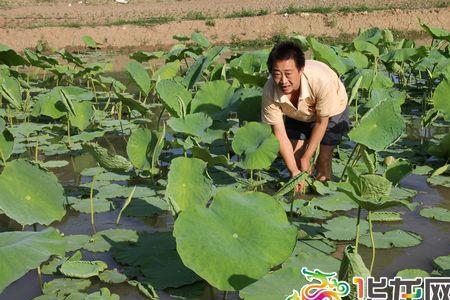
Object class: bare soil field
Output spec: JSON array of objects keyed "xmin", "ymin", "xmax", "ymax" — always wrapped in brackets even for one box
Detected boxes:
[{"xmin": 0, "ymin": 0, "xmax": 449, "ymax": 51}]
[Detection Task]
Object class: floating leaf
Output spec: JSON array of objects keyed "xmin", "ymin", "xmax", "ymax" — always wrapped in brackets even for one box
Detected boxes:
[
  {"xmin": 432, "ymin": 254, "xmax": 450, "ymax": 276},
  {"xmin": 323, "ymin": 216, "xmax": 369, "ymax": 241},
  {"xmin": 309, "ymin": 191, "xmax": 358, "ymax": 212},
  {"xmin": 42, "ymin": 278, "xmax": 91, "ymax": 296},
  {"xmin": 60, "ymin": 261, "xmax": 108, "ymax": 279},
  {"xmin": 420, "ymin": 207, "xmax": 450, "ymax": 222},
  {"xmin": 396, "ymin": 269, "xmax": 429, "ymax": 278},
  {"xmin": 174, "ymin": 188, "xmax": 297, "ymax": 291},
  {"xmin": 232, "ymin": 122, "xmax": 279, "ymax": 170},
  {"xmin": 165, "ymin": 157, "xmax": 212, "ymax": 212},
  {"xmin": 0, "ymin": 159, "xmax": 66, "ymax": 226},
  {"xmin": 349, "ymin": 99, "xmax": 405, "ymax": 151},
  {"xmin": 98, "ymin": 269, "xmax": 127, "ymax": 284},
  {"xmin": 359, "ymin": 230, "xmax": 422, "ymax": 248},
  {"xmin": 126, "ymin": 60, "xmax": 151, "ymax": 96},
  {"xmin": 0, "ymin": 228, "xmax": 65, "ymax": 293},
  {"xmin": 84, "ymin": 229, "xmax": 138, "ymax": 253},
  {"xmin": 65, "ymin": 235, "xmax": 90, "ymax": 252},
  {"xmin": 71, "ymin": 198, "xmax": 113, "ymax": 214}
]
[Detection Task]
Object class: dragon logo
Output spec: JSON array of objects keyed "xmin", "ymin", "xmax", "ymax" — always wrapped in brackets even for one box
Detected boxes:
[{"xmin": 285, "ymin": 267, "xmax": 350, "ymax": 300}]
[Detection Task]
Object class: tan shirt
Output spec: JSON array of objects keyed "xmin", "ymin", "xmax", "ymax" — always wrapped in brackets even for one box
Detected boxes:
[{"xmin": 261, "ymin": 60, "xmax": 348, "ymax": 124}]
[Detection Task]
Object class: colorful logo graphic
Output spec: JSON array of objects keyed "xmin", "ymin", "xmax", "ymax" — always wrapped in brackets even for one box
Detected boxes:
[{"xmin": 285, "ymin": 267, "xmax": 350, "ymax": 300}]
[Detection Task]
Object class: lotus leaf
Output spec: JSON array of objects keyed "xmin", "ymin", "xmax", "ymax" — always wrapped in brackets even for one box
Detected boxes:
[
  {"xmin": 167, "ymin": 112, "xmax": 212, "ymax": 137},
  {"xmin": 184, "ymin": 46, "xmax": 225, "ymax": 89},
  {"xmin": 126, "ymin": 127, "xmax": 158, "ymax": 171},
  {"xmin": 432, "ymin": 77, "xmax": 450, "ymax": 121},
  {"xmin": 60, "ymin": 260, "xmax": 108, "ymax": 279},
  {"xmin": 420, "ymin": 207, "xmax": 450, "ymax": 222},
  {"xmin": 420, "ymin": 21, "xmax": 450, "ymax": 41},
  {"xmin": 323, "ymin": 216, "xmax": 369, "ymax": 241},
  {"xmin": 354, "ymin": 40, "xmax": 379, "ymax": 57},
  {"xmin": 307, "ymin": 37, "xmax": 350, "ymax": 75},
  {"xmin": 191, "ymin": 146, "xmax": 229, "ymax": 167},
  {"xmin": 359, "ymin": 230, "xmax": 422, "ymax": 248},
  {"xmin": 396, "ymin": 269, "xmax": 429, "ymax": 278},
  {"xmin": 0, "ymin": 128, "xmax": 14, "ymax": 164},
  {"xmin": 240, "ymin": 252, "xmax": 340, "ymax": 300},
  {"xmin": 338, "ymin": 245, "xmax": 371, "ymax": 299},
  {"xmin": 174, "ymin": 188, "xmax": 297, "ymax": 291},
  {"xmin": 152, "ymin": 60, "xmax": 180, "ymax": 81},
  {"xmin": 65, "ymin": 235, "xmax": 91, "ymax": 252},
  {"xmin": 126, "ymin": 60, "xmax": 151, "ymax": 96},
  {"xmin": 83, "ymin": 229, "xmax": 138, "ymax": 253},
  {"xmin": 71, "ymin": 198, "xmax": 113, "ymax": 214},
  {"xmin": 190, "ymin": 80, "xmax": 235, "ymax": 117},
  {"xmin": 42, "ymin": 160, "xmax": 69, "ymax": 168},
  {"xmin": 237, "ymin": 88, "xmax": 262, "ymax": 122},
  {"xmin": 0, "ymin": 76, "xmax": 22, "ymax": 109},
  {"xmin": 384, "ymin": 158, "xmax": 413, "ymax": 186},
  {"xmin": 112, "ymin": 231, "xmax": 200, "ymax": 289},
  {"xmin": 349, "ymin": 99, "xmax": 405, "ymax": 151},
  {"xmin": 0, "ymin": 228, "xmax": 65, "ymax": 293},
  {"xmin": 309, "ymin": 191, "xmax": 358, "ymax": 212},
  {"xmin": 165, "ymin": 157, "xmax": 212, "ymax": 212},
  {"xmin": 370, "ymin": 211, "xmax": 402, "ymax": 222},
  {"xmin": 0, "ymin": 159, "xmax": 66, "ymax": 225},
  {"xmin": 98, "ymin": 269, "xmax": 127, "ymax": 284},
  {"xmin": 0, "ymin": 44, "xmax": 29, "ymax": 66},
  {"xmin": 123, "ymin": 196, "xmax": 168, "ymax": 217},
  {"xmin": 82, "ymin": 142, "xmax": 133, "ymax": 173},
  {"xmin": 427, "ymin": 175, "xmax": 450, "ymax": 187},
  {"xmin": 69, "ymin": 101, "xmax": 93, "ymax": 131},
  {"xmin": 191, "ymin": 32, "xmax": 210, "ymax": 48},
  {"xmin": 42, "ymin": 278, "xmax": 91, "ymax": 296},
  {"xmin": 432, "ymin": 254, "xmax": 450, "ymax": 276},
  {"xmin": 232, "ymin": 122, "xmax": 279, "ymax": 170},
  {"xmin": 292, "ymin": 239, "xmax": 336, "ymax": 256},
  {"xmin": 156, "ymin": 79, "xmax": 192, "ymax": 117}
]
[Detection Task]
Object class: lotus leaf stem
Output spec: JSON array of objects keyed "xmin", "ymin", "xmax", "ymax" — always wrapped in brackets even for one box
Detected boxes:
[
  {"xmin": 90, "ymin": 175, "xmax": 97, "ymax": 234},
  {"xmin": 368, "ymin": 211, "xmax": 375, "ymax": 273},
  {"xmin": 339, "ymin": 144, "xmax": 359, "ymax": 181},
  {"xmin": 355, "ymin": 206, "xmax": 362, "ymax": 254}
]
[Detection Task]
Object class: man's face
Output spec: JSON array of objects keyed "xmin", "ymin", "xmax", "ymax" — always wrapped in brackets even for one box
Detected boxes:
[{"xmin": 271, "ymin": 59, "xmax": 302, "ymax": 96}]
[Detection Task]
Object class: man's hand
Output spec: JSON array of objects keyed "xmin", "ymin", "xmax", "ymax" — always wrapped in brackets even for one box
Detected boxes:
[
  {"xmin": 300, "ymin": 156, "xmax": 312, "ymax": 175},
  {"xmin": 290, "ymin": 169, "xmax": 305, "ymax": 193}
]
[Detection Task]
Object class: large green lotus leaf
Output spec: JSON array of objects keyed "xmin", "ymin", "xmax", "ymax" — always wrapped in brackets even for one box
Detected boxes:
[
  {"xmin": 307, "ymin": 37, "xmax": 350, "ymax": 75},
  {"xmin": 173, "ymin": 188, "xmax": 297, "ymax": 291},
  {"xmin": 191, "ymin": 32, "xmax": 210, "ymax": 48},
  {"xmin": 232, "ymin": 122, "xmax": 279, "ymax": 170},
  {"xmin": 354, "ymin": 173, "xmax": 392, "ymax": 200},
  {"xmin": 348, "ymin": 99, "xmax": 405, "ymax": 151},
  {"xmin": 396, "ymin": 269, "xmax": 430, "ymax": 278},
  {"xmin": 156, "ymin": 79, "xmax": 192, "ymax": 117},
  {"xmin": 0, "ymin": 159, "xmax": 66, "ymax": 226},
  {"xmin": 165, "ymin": 157, "xmax": 212, "ymax": 212},
  {"xmin": 0, "ymin": 76, "xmax": 22, "ymax": 109},
  {"xmin": 0, "ymin": 228, "xmax": 65, "ymax": 293},
  {"xmin": 190, "ymin": 80, "xmax": 235, "ymax": 116},
  {"xmin": 428, "ymin": 132, "xmax": 450, "ymax": 160},
  {"xmin": 420, "ymin": 21, "xmax": 450, "ymax": 41},
  {"xmin": 359, "ymin": 230, "xmax": 422, "ymax": 248},
  {"xmin": 0, "ymin": 44, "xmax": 29, "ymax": 66},
  {"xmin": 69, "ymin": 101, "xmax": 93, "ymax": 131},
  {"xmin": 82, "ymin": 142, "xmax": 133, "ymax": 174},
  {"xmin": 432, "ymin": 77, "xmax": 450, "ymax": 121},
  {"xmin": 123, "ymin": 196, "xmax": 168, "ymax": 217},
  {"xmin": 152, "ymin": 60, "xmax": 181, "ymax": 81},
  {"xmin": 354, "ymin": 27, "xmax": 382, "ymax": 44},
  {"xmin": 384, "ymin": 158, "xmax": 413, "ymax": 186},
  {"xmin": 112, "ymin": 232, "xmax": 200, "ymax": 289},
  {"xmin": 292, "ymin": 239, "xmax": 336, "ymax": 256},
  {"xmin": 0, "ymin": 128, "xmax": 14, "ymax": 164},
  {"xmin": 42, "ymin": 278, "xmax": 91, "ymax": 296},
  {"xmin": 85, "ymin": 288, "xmax": 119, "ymax": 300},
  {"xmin": 427, "ymin": 175, "xmax": 450, "ymax": 187},
  {"xmin": 237, "ymin": 88, "xmax": 262, "ymax": 122},
  {"xmin": 323, "ymin": 216, "xmax": 369, "ymax": 241},
  {"xmin": 353, "ymin": 40, "xmax": 379, "ymax": 57},
  {"xmin": 167, "ymin": 112, "xmax": 212, "ymax": 137},
  {"xmin": 32, "ymin": 89, "xmax": 66, "ymax": 118},
  {"xmin": 370, "ymin": 211, "xmax": 402, "ymax": 222},
  {"xmin": 71, "ymin": 198, "xmax": 114, "ymax": 214},
  {"xmin": 432, "ymin": 254, "xmax": 450, "ymax": 276},
  {"xmin": 126, "ymin": 128, "xmax": 156, "ymax": 170},
  {"xmin": 420, "ymin": 207, "xmax": 450, "ymax": 222},
  {"xmin": 126, "ymin": 60, "xmax": 151, "ymax": 96},
  {"xmin": 60, "ymin": 260, "xmax": 107, "ymax": 279},
  {"xmin": 240, "ymin": 252, "xmax": 340, "ymax": 300},
  {"xmin": 65, "ymin": 235, "xmax": 91, "ymax": 252},
  {"xmin": 83, "ymin": 229, "xmax": 138, "ymax": 253},
  {"xmin": 184, "ymin": 46, "xmax": 225, "ymax": 89},
  {"xmin": 191, "ymin": 146, "xmax": 230, "ymax": 167}
]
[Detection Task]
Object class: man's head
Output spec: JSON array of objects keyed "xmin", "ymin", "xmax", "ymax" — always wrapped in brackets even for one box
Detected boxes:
[{"xmin": 267, "ymin": 41, "xmax": 305, "ymax": 96}]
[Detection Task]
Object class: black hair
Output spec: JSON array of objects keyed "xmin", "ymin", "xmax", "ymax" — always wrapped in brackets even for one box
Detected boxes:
[{"xmin": 267, "ymin": 41, "xmax": 305, "ymax": 73}]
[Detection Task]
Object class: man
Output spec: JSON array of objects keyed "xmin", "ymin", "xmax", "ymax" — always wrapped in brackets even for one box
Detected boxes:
[{"xmin": 261, "ymin": 41, "xmax": 349, "ymax": 188}]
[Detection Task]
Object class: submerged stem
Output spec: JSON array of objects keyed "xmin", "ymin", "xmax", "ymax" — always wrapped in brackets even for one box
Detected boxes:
[
  {"xmin": 368, "ymin": 211, "xmax": 375, "ymax": 274},
  {"xmin": 90, "ymin": 175, "xmax": 97, "ymax": 234},
  {"xmin": 355, "ymin": 206, "xmax": 362, "ymax": 254}
]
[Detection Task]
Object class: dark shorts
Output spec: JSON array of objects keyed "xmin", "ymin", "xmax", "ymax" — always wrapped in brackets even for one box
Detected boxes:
[{"xmin": 284, "ymin": 106, "xmax": 350, "ymax": 146}]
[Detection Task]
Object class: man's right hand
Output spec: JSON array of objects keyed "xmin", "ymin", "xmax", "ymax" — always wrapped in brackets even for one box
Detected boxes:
[{"xmin": 290, "ymin": 169, "xmax": 305, "ymax": 193}]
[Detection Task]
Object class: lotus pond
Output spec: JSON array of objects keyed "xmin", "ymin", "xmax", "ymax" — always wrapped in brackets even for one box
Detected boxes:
[{"xmin": 0, "ymin": 25, "xmax": 449, "ymax": 300}]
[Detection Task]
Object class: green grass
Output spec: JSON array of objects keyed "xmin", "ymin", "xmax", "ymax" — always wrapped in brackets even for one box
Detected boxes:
[
  {"xmin": 184, "ymin": 11, "xmax": 208, "ymax": 20},
  {"xmin": 225, "ymin": 8, "xmax": 269, "ymax": 18},
  {"xmin": 107, "ymin": 16, "xmax": 175, "ymax": 26}
]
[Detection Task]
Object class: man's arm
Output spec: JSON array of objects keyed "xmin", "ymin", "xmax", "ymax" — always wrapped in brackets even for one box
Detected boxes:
[
  {"xmin": 272, "ymin": 122, "xmax": 300, "ymax": 177},
  {"xmin": 300, "ymin": 115, "xmax": 329, "ymax": 172}
]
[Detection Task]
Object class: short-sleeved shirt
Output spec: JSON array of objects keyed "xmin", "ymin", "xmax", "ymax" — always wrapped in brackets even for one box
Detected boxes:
[{"xmin": 261, "ymin": 60, "xmax": 348, "ymax": 125}]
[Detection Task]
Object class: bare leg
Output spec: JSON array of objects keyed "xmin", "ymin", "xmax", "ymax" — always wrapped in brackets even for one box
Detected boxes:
[
  {"xmin": 291, "ymin": 139, "xmax": 308, "ymax": 171},
  {"xmin": 315, "ymin": 145, "xmax": 335, "ymax": 181}
]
